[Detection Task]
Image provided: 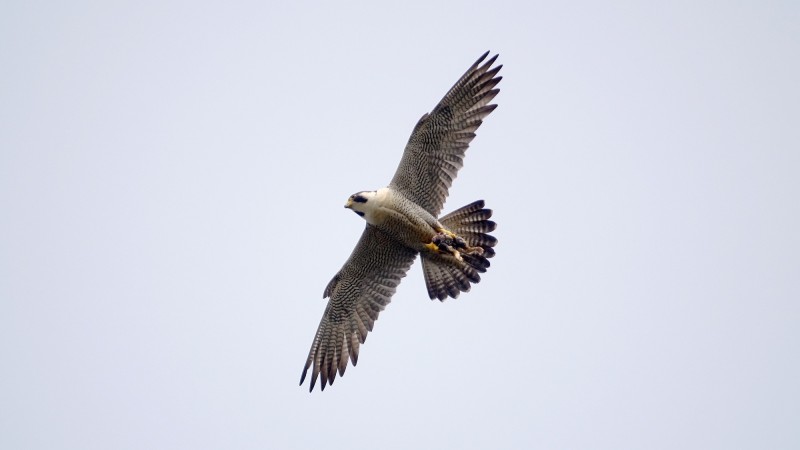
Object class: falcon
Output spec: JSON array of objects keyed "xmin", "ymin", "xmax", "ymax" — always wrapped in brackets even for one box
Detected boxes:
[{"xmin": 300, "ymin": 51, "xmax": 502, "ymax": 391}]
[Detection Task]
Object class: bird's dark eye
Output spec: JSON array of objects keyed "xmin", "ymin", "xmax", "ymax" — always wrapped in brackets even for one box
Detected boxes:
[
  {"xmin": 353, "ymin": 195, "xmax": 368, "ymax": 203},
  {"xmin": 355, "ymin": 211, "xmax": 365, "ymax": 217}
]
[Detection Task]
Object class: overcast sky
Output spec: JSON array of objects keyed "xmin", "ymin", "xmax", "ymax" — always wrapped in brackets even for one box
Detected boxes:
[{"xmin": 1, "ymin": 1, "xmax": 798, "ymax": 449}]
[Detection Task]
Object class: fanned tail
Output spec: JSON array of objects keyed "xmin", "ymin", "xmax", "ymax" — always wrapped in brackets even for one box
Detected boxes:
[{"xmin": 421, "ymin": 200, "xmax": 497, "ymax": 300}]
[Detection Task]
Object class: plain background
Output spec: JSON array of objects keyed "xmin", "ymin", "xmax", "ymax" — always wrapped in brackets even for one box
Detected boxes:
[{"xmin": 1, "ymin": 1, "xmax": 798, "ymax": 449}]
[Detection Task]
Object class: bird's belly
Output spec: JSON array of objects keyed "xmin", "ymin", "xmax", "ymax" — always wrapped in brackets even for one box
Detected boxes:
[{"xmin": 373, "ymin": 206, "xmax": 435, "ymax": 250}]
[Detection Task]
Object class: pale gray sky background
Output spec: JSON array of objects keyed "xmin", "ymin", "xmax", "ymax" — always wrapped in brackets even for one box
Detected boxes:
[{"xmin": 1, "ymin": 1, "xmax": 798, "ymax": 449}]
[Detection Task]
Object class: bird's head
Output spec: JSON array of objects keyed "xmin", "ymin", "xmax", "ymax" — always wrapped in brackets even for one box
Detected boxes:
[{"xmin": 345, "ymin": 191, "xmax": 379, "ymax": 222}]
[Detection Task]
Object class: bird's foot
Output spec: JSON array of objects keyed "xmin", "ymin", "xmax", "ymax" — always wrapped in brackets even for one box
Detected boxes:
[
  {"xmin": 429, "ymin": 232, "xmax": 472, "ymax": 261},
  {"xmin": 435, "ymin": 227, "xmax": 459, "ymax": 239},
  {"xmin": 462, "ymin": 246, "xmax": 484, "ymax": 256}
]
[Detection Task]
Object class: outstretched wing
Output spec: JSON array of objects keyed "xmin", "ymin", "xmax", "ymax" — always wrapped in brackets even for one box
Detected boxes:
[
  {"xmin": 300, "ymin": 225, "xmax": 418, "ymax": 392},
  {"xmin": 388, "ymin": 51, "xmax": 502, "ymax": 217}
]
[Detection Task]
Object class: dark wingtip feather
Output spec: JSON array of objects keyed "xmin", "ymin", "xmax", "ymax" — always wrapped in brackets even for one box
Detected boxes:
[
  {"xmin": 483, "ymin": 53, "xmax": 499, "ymax": 68},
  {"xmin": 308, "ymin": 370, "xmax": 319, "ymax": 392},
  {"xmin": 300, "ymin": 367, "xmax": 308, "ymax": 386}
]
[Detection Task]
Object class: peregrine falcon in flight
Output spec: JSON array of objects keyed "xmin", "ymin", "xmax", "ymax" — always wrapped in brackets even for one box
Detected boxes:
[{"xmin": 300, "ymin": 51, "xmax": 502, "ymax": 391}]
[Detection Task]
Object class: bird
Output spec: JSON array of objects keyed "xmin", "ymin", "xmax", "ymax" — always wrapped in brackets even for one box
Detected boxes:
[{"xmin": 300, "ymin": 51, "xmax": 502, "ymax": 391}]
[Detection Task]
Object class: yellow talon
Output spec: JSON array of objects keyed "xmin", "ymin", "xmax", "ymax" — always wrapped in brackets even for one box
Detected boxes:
[{"xmin": 424, "ymin": 242, "xmax": 440, "ymax": 252}]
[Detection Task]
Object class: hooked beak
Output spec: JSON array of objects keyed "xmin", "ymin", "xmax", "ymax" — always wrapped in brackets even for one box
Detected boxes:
[{"xmin": 344, "ymin": 199, "xmax": 353, "ymax": 209}]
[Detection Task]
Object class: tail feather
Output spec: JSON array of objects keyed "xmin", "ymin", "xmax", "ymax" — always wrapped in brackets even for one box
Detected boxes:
[
  {"xmin": 422, "ymin": 200, "xmax": 497, "ymax": 301},
  {"xmin": 440, "ymin": 200, "xmax": 498, "ymax": 249}
]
